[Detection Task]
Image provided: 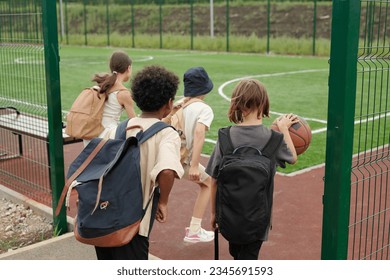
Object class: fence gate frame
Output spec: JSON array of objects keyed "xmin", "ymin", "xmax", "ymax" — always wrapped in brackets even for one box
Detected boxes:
[
  {"xmin": 322, "ymin": 0, "xmax": 390, "ymax": 260},
  {"xmin": 42, "ymin": 0, "xmax": 67, "ymax": 234}
]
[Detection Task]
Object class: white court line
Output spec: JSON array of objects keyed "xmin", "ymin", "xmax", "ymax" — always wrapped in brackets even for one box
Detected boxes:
[
  {"xmin": 133, "ymin": 56, "xmax": 154, "ymax": 62},
  {"xmin": 14, "ymin": 57, "xmax": 44, "ymax": 65},
  {"xmin": 218, "ymin": 69, "xmax": 328, "ymax": 102},
  {"xmin": 206, "ymin": 69, "xmax": 329, "ymax": 144},
  {"xmin": 312, "ymin": 112, "xmax": 390, "ymax": 134},
  {"xmin": 14, "ymin": 56, "xmax": 154, "ymax": 66},
  {"xmin": 0, "ymin": 96, "xmax": 47, "ymax": 110}
]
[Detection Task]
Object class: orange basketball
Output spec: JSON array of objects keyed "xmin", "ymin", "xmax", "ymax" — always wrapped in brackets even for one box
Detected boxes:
[{"xmin": 270, "ymin": 115, "xmax": 312, "ymax": 155}]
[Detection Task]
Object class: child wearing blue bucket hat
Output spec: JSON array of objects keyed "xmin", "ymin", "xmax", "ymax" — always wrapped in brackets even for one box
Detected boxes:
[{"xmin": 171, "ymin": 66, "xmax": 215, "ymax": 243}]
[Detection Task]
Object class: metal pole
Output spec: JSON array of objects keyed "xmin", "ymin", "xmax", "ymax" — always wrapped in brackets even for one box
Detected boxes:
[
  {"xmin": 190, "ymin": 0, "xmax": 194, "ymax": 50},
  {"xmin": 159, "ymin": 0, "xmax": 163, "ymax": 49},
  {"xmin": 210, "ymin": 0, "xmax": 214, "ymax": 38},
  {"xmin": 59, "ymin": 0, "xmax": 65, "ymax": 41},
  {"xmin": 312, "ymin": 0, "xmax": 317, "ymax": 56},
  {"xmin": 42, "ymin": 0, "xmax": 67, "ymax": 235},
  {"xmin": 267, "ymin": 0, "xmax": 270, "ymax": 54},
  {"xmin": 321, "ymin": 0, "xmax": 361, "ymax": 260},
  {"xmin": 226, "ymin": 0, "xmax": 229, "ymax": 52},
  {"xmin": 131, "ymin": 0, "xmax": 135, "ymax": 48},
  {"xmin": 106, "ymin": 0, "xmax": 110, "ymax": 46},
  {"xmin": 65, "ymin": 0, "xmax": 69, "ymax": 45},
  {"xmin": 83, "ymin": 0, "xmax": 87, "ymax": 46}
]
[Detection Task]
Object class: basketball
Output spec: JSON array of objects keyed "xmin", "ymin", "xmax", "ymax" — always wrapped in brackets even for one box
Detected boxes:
[{"xmin": 270, "ymin": 115, "xmax": 312, "ymax": 155}]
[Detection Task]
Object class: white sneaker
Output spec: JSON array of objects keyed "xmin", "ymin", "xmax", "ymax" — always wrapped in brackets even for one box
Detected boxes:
[{"xmin": 184, "ymin": 227, "xmax": 214, "ymax": 243}]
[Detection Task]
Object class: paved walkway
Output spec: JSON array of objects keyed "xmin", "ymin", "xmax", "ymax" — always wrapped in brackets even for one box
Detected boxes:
[
  {"xmin": 0, "ymin": 166, "xmax": 325, "ymax": 260},
  {"xmin": 0, "ymin": 141, "xmax": 325, "ymax": 260}
]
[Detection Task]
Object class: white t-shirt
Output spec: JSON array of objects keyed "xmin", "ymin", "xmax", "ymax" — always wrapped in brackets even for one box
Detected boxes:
[{"xmin": 182, "ymin": 101, "xmax": 214, "ymax": 163}]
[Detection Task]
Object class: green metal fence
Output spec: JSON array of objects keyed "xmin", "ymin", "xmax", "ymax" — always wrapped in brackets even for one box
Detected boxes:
[
  {"xmin": 322, "ymin": 0, "xmax": 389, "ymax": 260},
  {"xmin": 57, "ymin": 0, "xmax": 329, "ymax": 56},
  {"xmin": 0, "ymin": 0, "xmax": 67, "ymax": 233}
]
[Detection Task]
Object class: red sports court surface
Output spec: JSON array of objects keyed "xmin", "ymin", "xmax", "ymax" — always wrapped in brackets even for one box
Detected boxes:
[{"xmin": 64, "ymin": 143, "xmax": 324, "ymax": 260}]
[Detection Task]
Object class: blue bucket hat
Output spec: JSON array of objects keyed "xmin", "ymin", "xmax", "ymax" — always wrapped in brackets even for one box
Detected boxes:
[{"xmin": 183, "ymin": 67, "xmax": 213, "ymax": 97}]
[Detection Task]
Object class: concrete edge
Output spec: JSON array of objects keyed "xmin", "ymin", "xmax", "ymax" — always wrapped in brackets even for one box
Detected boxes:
[
  {"xmin": 0, "ymin": 232, "xmax": 75, "ymax": 259},
  {"xmin": 0, "ymin": 184, "xmax": 160, "ymax": 260},
  {"xmin": 0, "ymin": 183, "xmax": 74, "ymax": 230}
]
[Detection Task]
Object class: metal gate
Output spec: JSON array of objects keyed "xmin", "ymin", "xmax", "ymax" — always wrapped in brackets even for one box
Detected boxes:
[
  {"xmin": 322, "ymin": 0, "xmax": 390, "ymax": 260},
  {"xmin": 0, "ymin": 0, "xmax": 67, "ymax": 233}
]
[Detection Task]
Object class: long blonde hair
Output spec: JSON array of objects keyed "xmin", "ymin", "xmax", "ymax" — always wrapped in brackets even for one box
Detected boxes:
[{"xmin": 228, "ymin": 79, "xmax": 270, "ymax": 124}]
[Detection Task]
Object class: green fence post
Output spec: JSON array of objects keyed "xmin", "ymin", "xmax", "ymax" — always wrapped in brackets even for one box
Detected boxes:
[
  {"xmin": 106, "ymin": 0, "xmax": 110, "ymax": 46},
  {"xmin": 321, "ymin": 0, "xmax": 361, "ymax": 260},
  {"xmin": 266, "ymin": 0, "xmax": 271, "ymax": 54},
  {"xmin": 0, "ymin": 2, "xmax": 2, "ymax": 42},
  {"xmin": 24, "ymin": 0, "xmax": 28, "ymax": 40},
  {"xmin": 65, "ymin": 0, "xmax": 69, "ymax": 45},
  {"xmin": 83, "ymin": 0, "xmax": 88, "ymax": 46},
  {"xmin": 35, "ymin": 0, "xmax": 39, "ymax": 40},
  {"xmin": 226, "ymin": 0, "xmax": 230, "ymax": 52},
  {"xmin": 159, "ymin": 0, "xmax": 163, "ymax": 49},
  {"xmin": 190, "ymin": 0, "xmax": 194, "ymax": 50},
  {"xmin": 8, "ymin": 0, "xmax": 13, "ymax": 39},
  {"xmin": 131, "ymin": 0, "xmax": 135, "ymax": 48},
  {"xmin": 42, "ymin": 0, "xmax": 67, "ymax": 235},
  {"xmin": 312, "ymin": 0, "xmax": 317, "ymax": 56}
]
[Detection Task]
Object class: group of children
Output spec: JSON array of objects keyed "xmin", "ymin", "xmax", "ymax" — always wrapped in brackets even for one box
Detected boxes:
[{"xmin": 86, "ymin": 50, "xmax": 298, "ymax": 260}]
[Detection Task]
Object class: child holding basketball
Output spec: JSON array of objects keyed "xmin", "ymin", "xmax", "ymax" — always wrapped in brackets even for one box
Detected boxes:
[{"xmin": 205, "ymin": 79, "xmax": 298, "ymax": 260}]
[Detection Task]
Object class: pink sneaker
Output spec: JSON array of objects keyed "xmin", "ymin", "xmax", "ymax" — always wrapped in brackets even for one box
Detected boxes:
[{"xmin": 184, "ymin": 227, "xmax": 214, "ymax": 243}]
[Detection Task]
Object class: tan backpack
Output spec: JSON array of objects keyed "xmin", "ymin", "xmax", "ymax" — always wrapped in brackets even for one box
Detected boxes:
[
  {"xmin": 65, "ymin": 86, "xmax": 107, "ymax": 140},
  {"xmin": 163, "ymin": 98, "xmax": 204, "ymax": 163}
]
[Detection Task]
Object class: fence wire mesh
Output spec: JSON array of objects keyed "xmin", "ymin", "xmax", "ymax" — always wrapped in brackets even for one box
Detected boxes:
[
  {"xmin": 349, "ymin": 0, "xmax": 390, "ymax": 260},
  {"xmin": 0, "ymin": 0, "xmax": 52, "ymax": 206}
]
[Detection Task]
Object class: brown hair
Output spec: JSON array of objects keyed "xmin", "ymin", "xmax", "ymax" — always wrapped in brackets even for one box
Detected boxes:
[
  {"xmin": 227, "ymin": 79, "xmax": 270, "ymax": 124},
  {"xmin": 92, "ymin": 50, "xmax": 132, "ymax": 94}
]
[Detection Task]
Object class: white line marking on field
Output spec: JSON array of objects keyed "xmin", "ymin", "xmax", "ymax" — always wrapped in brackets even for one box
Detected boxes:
[
  {"xmin": 133, "ymin": 56, "xmax": 154, "ymax": 62},
  {"xmin": 0, "ymin": 96, "xmax": 47, "ymax": 110},
  {"xmin": 218, "ymin": 69, "xmax": 328, "ymax": 102},
  {"xmin": 211, "ymin": 69, "xmax": 330, "ymax": 142},
  {"xmin": 312, "ymin": 111, "xmax": 390, "ymax": 134},
  {"xmin": 14, "ymin": 57, "xmax": 44, "ymax": 65},
  {"xmin": 205, "ymin": 138, "xmax": 217, "ymax": 145}
]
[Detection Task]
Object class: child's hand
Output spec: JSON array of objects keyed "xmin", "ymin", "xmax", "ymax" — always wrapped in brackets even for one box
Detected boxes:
[
  {"xmin": 188, "ymin": 165, "xmax": 200, "ymax": 182},
  {"xmin": 276, "ymin": 113, "xmax": 299, "ymax": 132},
  {"xmin": 156, "ymin": 202, "xmax": 168, "ymax": 223}
]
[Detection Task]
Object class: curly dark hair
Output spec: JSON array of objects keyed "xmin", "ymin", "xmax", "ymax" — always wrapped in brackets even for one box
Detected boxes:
[{"xmin": 131, "ymin": 65, "xmax": 179, "ymax": 112}]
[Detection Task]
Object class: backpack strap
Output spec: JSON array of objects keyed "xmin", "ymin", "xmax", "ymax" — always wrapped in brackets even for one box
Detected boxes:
[
  {"xmin": 55, "ymin": 138, "xmax": 108, "ymax": 216},
  {"xmin": 261, "ymin": 130, "xmax": 284, "ymax": 158},
  {"xmin": 138, "ymin": 121, "xmax": 171, "ymax": 144},
  {"xmin": 57, "ymin": 119, "xmax": 129, "ymax": 216},
  {"xmin": 217, "ymin": 126, "xmax": 234, "ymax": 155},
  {"xmin": 115, "ymin": 119, "xmax": 129, "ymax": 140},
  {"xmin": 181, "ymin": 98, "xmax": 205, "ymax": 109},
  {"xmin": 218, "ymin": 127, "xmax": 284, "ymax": 158}
]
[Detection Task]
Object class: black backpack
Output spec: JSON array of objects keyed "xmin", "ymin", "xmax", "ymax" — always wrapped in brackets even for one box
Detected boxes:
[
  {"xmin": 56, "ymin": 120, "xmax": 171, "ymax": 247},
  {"xmin": 216, "ymin": 126, "xmax": 283, "ymax": 244}
]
